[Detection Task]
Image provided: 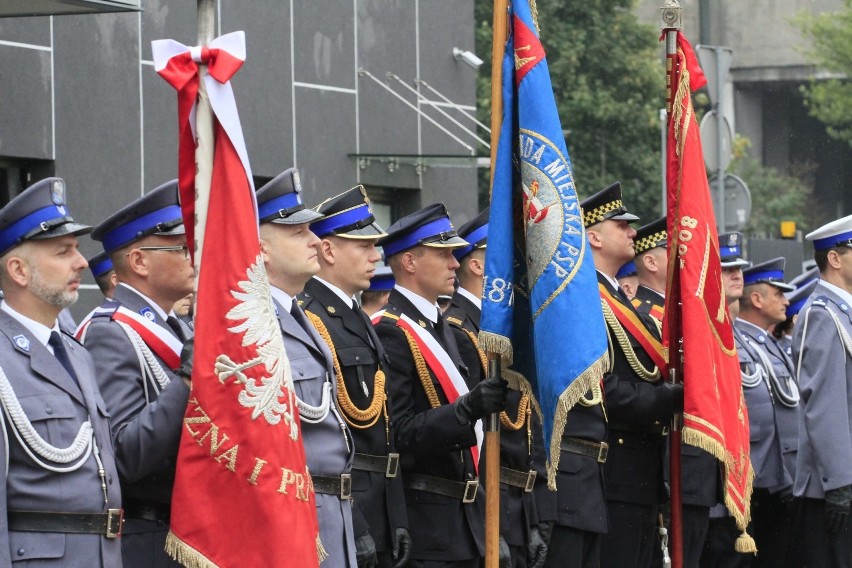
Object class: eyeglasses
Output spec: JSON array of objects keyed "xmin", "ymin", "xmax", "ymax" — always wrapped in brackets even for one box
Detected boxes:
[{"xmin": 133, "ymin": 245, "xmax": 191, "ymax": 260}]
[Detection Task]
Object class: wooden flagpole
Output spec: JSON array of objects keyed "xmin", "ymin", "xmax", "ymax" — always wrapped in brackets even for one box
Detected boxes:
[
  {"xmin": 485, "ymin": 1, "xmax": 509, "ymax": 567},
  {"xmin": 662, "ymin": 1, "xmax": 683, "ymax": 567}
]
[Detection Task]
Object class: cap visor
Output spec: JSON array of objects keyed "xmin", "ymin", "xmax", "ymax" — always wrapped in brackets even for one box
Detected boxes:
[
  {"xmin": 423, "ymin": 235, "xmax": 469, "ymax": 249},
  {"xmin": 720, "ymin": 259, "xmax": 750, "ymax": 268},
  {"xmin": 30, "ymin": 222, "xmax": 93, "ymax": 239},
  {"xmin": 269, "ymin": 208, "xmax": 325, "ymax": 225},
  {"xmin": 769, "ymin": 280, "xmax": 796, "ymax": 293},
  {"xmin": 610, "ymin": 212, "xmax": 640, "ymax": 223},
  {"xmin": 154, "ymin": 224, "xmax": 186, "ymax": 237},
  {"xmin": 334, "ymin": 222, "xmax": 388, "ymax": 239}
]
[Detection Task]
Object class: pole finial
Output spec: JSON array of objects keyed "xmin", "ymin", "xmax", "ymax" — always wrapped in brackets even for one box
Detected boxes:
[{"xmin": 660, "ymin": 0, "xmax": 682, "ymax": 31}]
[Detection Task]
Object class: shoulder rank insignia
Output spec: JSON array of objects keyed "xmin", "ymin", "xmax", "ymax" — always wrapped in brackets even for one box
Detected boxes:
[
  {"xmin": 13, "ymin": 334, "xmax": 30, "ymax": 352},
  {"xmin": 447, "ymin": 316, "xmax": 464, "ymax": 326}
]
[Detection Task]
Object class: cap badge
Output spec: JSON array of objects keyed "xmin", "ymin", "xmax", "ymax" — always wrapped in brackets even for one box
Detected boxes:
[{"xmin": 50, "ymin": 179, "xmax": 66, "ymax": 205}]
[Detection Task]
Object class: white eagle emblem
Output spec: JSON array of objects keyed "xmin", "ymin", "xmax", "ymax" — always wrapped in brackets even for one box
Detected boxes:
[{"xmin": 214, "ymin": 254, "xmax": 299, "ymax": 440}]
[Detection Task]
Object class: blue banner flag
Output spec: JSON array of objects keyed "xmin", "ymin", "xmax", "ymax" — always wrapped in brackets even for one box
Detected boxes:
[{"xmin": 479, "ymin": 0, "xmax": 609, "ymax": 487}]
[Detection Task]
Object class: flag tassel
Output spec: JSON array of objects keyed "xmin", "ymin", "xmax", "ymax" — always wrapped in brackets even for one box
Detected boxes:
[
  {"xmin": 546, "ymin": 353, "xmax": 609, "ymax": 490},
  {"xmin": 165, "ymin": 532, "xmax": 220, "ymax": 568}
]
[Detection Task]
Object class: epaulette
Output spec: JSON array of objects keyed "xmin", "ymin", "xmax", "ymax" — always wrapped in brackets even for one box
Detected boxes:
[
  {"xmin": 631, "ymin": 298, "xmax": 642, "ymax": 309},
  {"xmin": 811, "ymin": 296, "xmax": 829, "ymax": 308}
]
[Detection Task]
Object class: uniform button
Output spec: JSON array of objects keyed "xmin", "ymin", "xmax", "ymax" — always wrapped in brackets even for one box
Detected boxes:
[
  {"xmin": 784, "ymin": 444, "xmax": 789, "ymax": 450},
  {"xmin": 823, "ymin": 476, "xmax": 829, "ymax": 482},
  {"xmin": 45, "ymin": 407, "xmax": 53, "ymax": 415},
  {"xmin": 16, "ymin": 548, "xmax": 24, "ymax": 557},
  {"xmin": 355, "ymin": 355, "xmax": 360, "ymax": 362},
  {"xmin": 298, "ymin": 370, "xmax": 304, "ymax": 377},
  {"xmin": 654, "ymin": 420, "xmax": 660, "ymax": 425},
  {"xmin": 618, "ymin": 438, "xmax": 624, "ymax": 445},
  {"xmin": 108, "ymin": 475, "xmax": 113, "ymax": 484}
]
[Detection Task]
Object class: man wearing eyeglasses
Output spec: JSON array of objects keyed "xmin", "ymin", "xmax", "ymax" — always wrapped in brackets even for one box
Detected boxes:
[{"xmin": 80, "ymin": 180, "xmax": 194, "ymax": 568}]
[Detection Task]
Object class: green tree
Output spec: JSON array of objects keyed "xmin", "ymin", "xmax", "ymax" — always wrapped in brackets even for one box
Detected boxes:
[
  {"xmin": 475, "ymin": 0, "xmax": 665, "ymax": 220},
  {"xmin": 796, "ymin": 0, "xmax": 852, "ymax": 147}
]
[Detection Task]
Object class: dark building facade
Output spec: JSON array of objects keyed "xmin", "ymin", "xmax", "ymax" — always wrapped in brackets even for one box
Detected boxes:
[{"xmin": 0, "ymin": 0, "xmax": 483, "ymax": 318}]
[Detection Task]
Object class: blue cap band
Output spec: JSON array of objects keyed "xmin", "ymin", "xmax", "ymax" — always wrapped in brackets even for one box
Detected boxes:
[
  {"xmin": 616, "ymin": 261, "xmax": 637, "ymax": 279},
  {"xmin": 383, "ymin": 217, "xmax": 454, "ymax": 257},
  {"xmin": 90, "ymin": 256, "xmax": 114, "ymax": 278},
  {"xmin": 720, "ymin": 245, "xmax": 742, "ymax": 259},
  {"xmin": 453, "ymin": 223, "xmax": 488, "ymax": 261},
  {"xmin": 786, "ymin": 296, "xmax": 808, "ymax": 318},
  {"xmin": 743, "ymin": 269, "xmax": 784, "ymax": 286},
  {"xmin": 813, "ymin": 230, "xmax": 852, "ymax": 251},
  {"xmin": 310, "ymin": 203, "xmax": 372, "ymax": 237},
  {"xmin": 368, "ymin": 274, "xmax": 395, "ymax": 291},
  {"xmin": 101, "ymin": 205, "xmax": 183, "ymax": 254},
  {"xmin": 258, "ymin": 192, "xmax": 303, "ymax": 221},
  {"xmin": 0, "ymin": 204, "xmax": 70, "ymax": 255}
]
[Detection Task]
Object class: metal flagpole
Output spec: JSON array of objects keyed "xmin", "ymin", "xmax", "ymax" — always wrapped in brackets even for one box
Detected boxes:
[
  {"xmin": 661, "ymin": 1, "xmax": 683, "ymax": 567},
  {"xmin": 486, "ymin": 0, "xmax": 509, "ymax": 566}
]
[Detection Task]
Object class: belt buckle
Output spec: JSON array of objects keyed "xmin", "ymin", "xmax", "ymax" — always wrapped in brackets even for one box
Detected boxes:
[
  {"xmin": 106, "ymin": 509, "xmax": 124, "ymax": 539},
  {"xmin": 340, "ymin": 474, "xmax": 352, "ymax": 500},
  {"xmin": 524, "ymin": 470, "xmax": 537, "ymax": 493},
  {"xmin": 385, "ymin": 453, "xmax": 400, "ymax": 478},
  {"xmin": 462, "ymin": 480, "xmax": 479, "ymax": 504},
  {"xmin": 597, "ymin": 442, "xmax": 609, "ymax": 464}
]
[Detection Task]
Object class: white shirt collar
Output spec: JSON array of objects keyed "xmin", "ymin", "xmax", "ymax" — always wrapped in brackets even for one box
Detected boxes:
[
  {"xmin": 395, "ymin": 285, "xmax": 440, "ymax": 324},
  {"xmin": 119, "ymin": 282, "xmax": 172, "ymax": 320},
  {"xmin": 598, "ymin": 270, "xmax": 620, "ymax": 292},
  {"xmin": 314, "ymin": 276, "xmax": 357, "ymax": 308},
  {"xmin": 270, "ymin": 286, "xmax": 294, "ymax": 314},
  {"xmin": 457, "ymin": 286, "xmax": 482, "ymax": 310},
  {"xmin": 820, "ymin": 279, "xmax": 852, "ymax": 307},
  {"xmin": 1, "ymin": 300, "xmax": 60, "ymax": 349}
]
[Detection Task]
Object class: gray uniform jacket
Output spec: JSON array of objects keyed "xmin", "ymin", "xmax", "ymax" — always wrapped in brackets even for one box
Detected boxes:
[
  {"xmin": 0, "ymin": 310, "xmax": 122, "ymax": 567},
  {"xmin": 81, "ymin": 285, "xmax": 190, "ymax": 568},
  {"xmin": 791, "ymin": 282, "xmax": 852, "ymax": 499},
  {"xmin": 733, "ymin": 320, "xmax": 796, "ymax": 492},
  {"xmin": 274, "ymin": 295, "xmax": 357, "ymax": 568}
]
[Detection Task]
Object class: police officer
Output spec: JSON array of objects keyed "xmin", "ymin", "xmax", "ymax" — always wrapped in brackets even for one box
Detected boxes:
[
  {"xmin": 257, "ymin": 169, "xmax": 357, "ymax": 567},
  {"xmin": 0, "ymin": 177, "xmax": 122, "ymax": 566},
  {"xmin": 89, "ymin": 250, "xmax": 117, "ymax": 299},
  {"xmin": 735, "ymin": 258, "xmax": 801, "ymax": 568},
  {"xmin": 298, "ymin": 186, "xmax": 411, "ymax": 568},
  {"xmin": 791, "ymin": 214, "xmax": 852, "ymax": 566},
  {"xmin": 443, "ymin": 208, "xmax": 547, "ymax": 568},
  {"xmin": 373, "ymin": 203, "xmax": 507, "ymax": 567},
  {"xmin": 581, "ymin": 182, "xmax": 681, "ymax": 568},
  {"xmin": 82, "ymin": 180, "xmax": 194, "ymax": 568},
  {"xmin": 773, "ymin": 268, "xmax": 819, "ymax": 356}
]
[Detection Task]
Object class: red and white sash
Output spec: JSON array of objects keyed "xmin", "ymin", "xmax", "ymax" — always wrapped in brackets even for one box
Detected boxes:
[
  {"xmin": 373, "ymin": 310, "xmax": 484, "ymax": 470},
  {"xmin": 110, "ymin": 306, "xmax": 183, "ymax": 370}
]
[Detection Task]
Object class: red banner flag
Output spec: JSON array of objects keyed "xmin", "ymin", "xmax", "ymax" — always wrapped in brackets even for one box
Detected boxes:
[
  {"xmin": 153, "ymin": 32, "xmax": 321, "ymax": 567},
  {"xmin": 663, "ymin": 31, "xmax": 754, "ymax": 546}
]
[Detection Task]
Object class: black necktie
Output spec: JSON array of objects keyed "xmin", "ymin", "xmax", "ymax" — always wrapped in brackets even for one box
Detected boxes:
[
  {"xmin": 166, "ymin": 316, "xmax": 186, "ymax": 342},
  {"xmin": 49, "ymin": 331, "xmax": 79, "ymax": 385},
  {"xmin": 290, "ymin": 303, "xmax": 313, "ymax": 335},
  {"xmin": 435, "ymin": 310, "xmax": 448, "ymax": 344}
]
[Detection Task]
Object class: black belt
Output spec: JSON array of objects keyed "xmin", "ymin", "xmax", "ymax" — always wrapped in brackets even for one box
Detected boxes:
[
  {"xmin": 123, "ymin": 499, "xmax": 170, "ymax": 523},
  {"xmin": 312, "ymin": 474, "xmax": 352, "ymax": 500},
  {"xmin": 560, "ymin": 437, "xmax": 609, "ymax": 463},
  {"xmin": 500, "ymin": 467, "xmax": 537, "ymax": 492},
  {"xmin": 353, "ymin": 452, "xmax": 400, "ymax": 478},
  {"xmin": 403, "ymin": 473, "xmax": 479, "ymax": 504},
  {"xmin": 8, "ymin": 509, "xmax": 124, "ymax": 538}
]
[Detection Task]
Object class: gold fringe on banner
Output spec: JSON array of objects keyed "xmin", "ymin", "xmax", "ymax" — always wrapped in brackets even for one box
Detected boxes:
[
  {"xmin": 681, "ymin": 424, "xmax": 756, "ymax": 554},
  {"xmin": 165, "ymin": 532, "xmax": 220, "ymax": 568},
  {"xmin": 478, "ymin": 330, "xmax": 513, "ymax": 366},
  {"xmin": 545, "ymin": 353, "xmax": 609, "ymax": 490}
]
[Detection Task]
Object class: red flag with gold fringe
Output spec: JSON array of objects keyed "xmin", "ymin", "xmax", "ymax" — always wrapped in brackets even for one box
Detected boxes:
[
  {"xmin": 153, "ymin": 32, "xmax": 321, "ymax": 567},
  {"xmin": 663, "ymin": 31, "xmax": 755, "ymax": 551}
]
